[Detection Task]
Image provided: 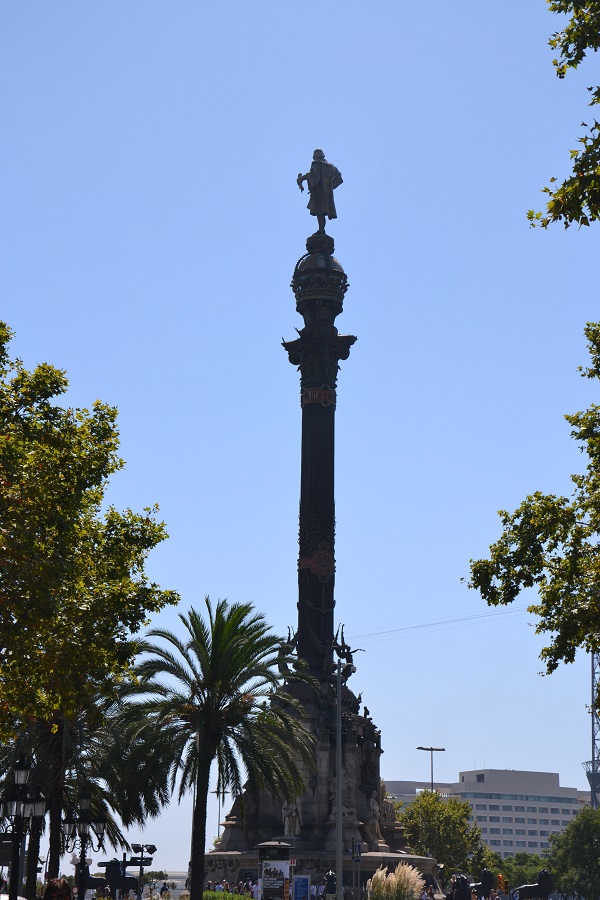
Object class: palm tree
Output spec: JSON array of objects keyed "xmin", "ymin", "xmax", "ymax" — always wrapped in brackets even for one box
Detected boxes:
[
  {"xmin": 120, "ymin": 597, "xmax": 315, "ymax": 900},
  {"xmin": 0, "ymin": 692, "xmax": 175, "ymax": 893}
]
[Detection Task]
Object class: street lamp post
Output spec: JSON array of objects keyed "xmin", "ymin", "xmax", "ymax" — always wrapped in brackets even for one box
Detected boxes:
[
  {"xmin": 336, "ymin": 660, "xmax": 343, "ymax": 900},
  {"xmin": 335, "ymin": 655, "xmax": 356, "ymax": 900},
  {"xmin": 130, "ymin": 843, "xmax": 156, "ymax": 900},
  {"xmin": 1, "ymin": 756, "xmax": 46, "ymax": 900},
  {"xmin": 62, "ymin": 789, "xmax": 106, "ymax": 900},
  {"xmin": 416, "ymin": 747, "xmax": 445, "ymax": 792},
  {"xmin": 210, "ymin": 790, "xmax": 229, "ymax": 840}
]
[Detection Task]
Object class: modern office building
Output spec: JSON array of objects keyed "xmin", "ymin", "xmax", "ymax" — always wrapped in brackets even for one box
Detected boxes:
[{"xmin": 385, "ymin": 769, "xmax": 591, "ymax": 859}]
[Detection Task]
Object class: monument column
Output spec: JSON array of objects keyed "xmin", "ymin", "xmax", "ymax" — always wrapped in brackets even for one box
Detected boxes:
[
  {"xmin": 209, "ymin": 153, "xmax": 439, "ymax": 884},
  {"xmin": 283, "ymin": 226, "xmax": 356, "ymax": 674}
]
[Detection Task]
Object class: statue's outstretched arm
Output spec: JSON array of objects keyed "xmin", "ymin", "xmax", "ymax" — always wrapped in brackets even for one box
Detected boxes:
[{"xmin": 297, "ymin": 172, "xmax": 309, "ymax": 192}]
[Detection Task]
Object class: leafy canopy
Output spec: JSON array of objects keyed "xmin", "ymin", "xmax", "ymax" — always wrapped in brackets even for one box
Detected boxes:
[
  {"xmin": 0, "ymin": 322, "xmax": 178, "ymax": 737},
  {"xmin": 121, "ymin": 598, "xmax": 314, "ymax": 805},
  {"xmin": 470, "ymin": 322, "xmax": 600, "ymax": 673},
  {"xmin": 528, "ymin": 1, "xmax": 600, "ymax": 228},
  {"xmin": 398, "ymin": 791, "xmax": 490, "ymax": 876},
  {"xmin": 547, "ymin": 805, "xmax": 600, "ymax": 900},
  {"xmin": 496, "ymin": 853, "xmax": 549, "ymax": 892}
]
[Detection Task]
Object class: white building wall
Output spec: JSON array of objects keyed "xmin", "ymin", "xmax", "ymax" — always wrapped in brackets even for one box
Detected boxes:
[{"xmin": 385, "ymin": 769, "xmax": 590, "ymax": 860}]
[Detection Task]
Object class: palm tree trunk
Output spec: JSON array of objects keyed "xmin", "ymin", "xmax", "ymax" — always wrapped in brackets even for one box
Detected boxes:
[
  {"xmin": 25, "ymin": 817, "xmax": 43, "ymax": 900},
  {"xmin": 47, "ymin": 723, "xmax": 65, "ymax": 879},
  {"xmin": 189, "ymin": 742, "xmax": 213, "ymax": 900}
]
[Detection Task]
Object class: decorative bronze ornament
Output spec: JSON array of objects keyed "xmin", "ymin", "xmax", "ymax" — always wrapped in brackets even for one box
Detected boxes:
[{"xmin": 298, "ymin": 542, "xmax": 336, "ymax": 582}]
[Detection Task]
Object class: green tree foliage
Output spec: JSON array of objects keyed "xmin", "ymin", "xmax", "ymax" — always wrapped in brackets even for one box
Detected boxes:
[
  {"xmin": 528, "ymin": 2, "xmax": 600, "ymax": 228},
  {"xmin": 398, "ymin": 791, "xmax": 489, "ymax": 877},
  {"xmin": 470, "ymin": 322, "xmax": 600, "ymax": 674},
  {"xmin": 141, "ymin": 872, "xmax": 170, "ymax": 888},
  {"xmin": 119, "ymin": 598, "xmax": 315, "ymax": 900},
  {"xmin": 496, "ymin": 854, "xmax": 548, "ymax": 894},
  {"xmin": 0, "ymin": 322, "xmax": 178, "ymax": 736},
  {"xmin": 547, "ymin": 806, "xmax": 600, "ymax": 900}
]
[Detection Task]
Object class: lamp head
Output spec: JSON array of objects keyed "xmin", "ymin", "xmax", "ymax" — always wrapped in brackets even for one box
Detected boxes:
[{"xmin": 13, "ymin": 755, "xmax": 31, "ymax": 787}]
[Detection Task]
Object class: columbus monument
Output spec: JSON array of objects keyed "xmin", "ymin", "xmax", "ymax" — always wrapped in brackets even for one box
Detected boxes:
[{"xmin": 206, "ymin": 153, "xmax": 437, "ymax": 890}]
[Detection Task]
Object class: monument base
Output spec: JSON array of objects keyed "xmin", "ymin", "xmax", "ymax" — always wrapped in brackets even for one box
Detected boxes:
[
  {"xmin": 208, "ymin": 678, "xmax": 440, "ymax": 891},
  {"xmin": 204, "ymin": 849, "xmax": 442, "ymax": 893}
]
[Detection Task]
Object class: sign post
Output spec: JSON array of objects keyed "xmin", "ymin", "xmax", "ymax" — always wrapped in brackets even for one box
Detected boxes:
[
  {"xmin": 293, "ymin": 875, "xmax": 310, "ymax": 900},
  {"xmin": 257, "ymin": 841, "xmax": 291, "ymax": 900}
]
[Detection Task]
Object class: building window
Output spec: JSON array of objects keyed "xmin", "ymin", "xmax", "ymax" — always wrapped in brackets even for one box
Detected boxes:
[
  {"xmin": 515, "ymin": 818, "xmax": 525, "ymax": 824},
  {"xmin": 562, "ymin": 821, "xmax": 570, "ymax": 827},
  {"xmin": 515, "ymin": 829, "xmax": 525, "ymax": 836},
  {"xmin": 490, "ymin": 816, "xmax": 500, "ymax": 822},
  {"xmin": 476, "ymin": 774, "xmax": 485, "ymax": 783},
  {"xmin": 502, "ymin": 817, "xmax": 512, "ymax": 823},
  {"xmin": 539, "ymin": 819, "xmax": 549, "ymax": 825},
  {"xmin": 477, "ymin": 816, "xmax": 487, "ymax": 822},
  {"xmin": 527, "ymin": 818, "xmax": 537, "ymax": 824},
  {"xmin": 502, "ymin": 805, "xmax": 512, "ymax": 811},
  {"xmin": 489, "ymin": 804, "xmax": 500, "ymax": 810},
  {"xmin": 562, "ymin": 810, "xmax": 571, "ymax": 815},
  {"xmin": 504, "ymin": 852, "xmax": 514, "ymax": 857},
  {"xmin": 528, "ymin": 830, "xmax": 538, "ymax": 836},
  {"xmin": 540, "ymin": 842, "xmax": 549, "ymax": 849},
  {"xmin": 490, "ymin": 840, "xmax": 501, "ymax": 847},
  {"xmin": 503, "ymin": 840, "xmax": 513, "ymax": 846},
  {"xmin": 539, "ymin": 831, "xmax": 549, "ymax": 837},
  {"xmin": 516, "ymin": 841, "xmax": 526, "ymax": 847},
  {"xmin": 539, "ymin": 807, "xmax": 548, "ymax": 813},
  {"xmin": 527, "ymin": 807, "xmax": 536, "ymax": 813},
  {"xmin": 475, "ymin": 804, "xmax": 487, "ymax": 810},
  {"xmin": 528, "ymin": 841, "xmax": 538, "ymax": 848},
  {"xmin": 551, "ymin": 808, "xmax": 559, "ymax": 814},
  {"xmin": 551, "ymin": 820, "xmax": 559, "ymax": 826},
  {"xmin": 490, "ymin": 828, "xmax": 501, "ymax": 835},
  {"xmin": 502, "ymin": 829, "xmax": 513, "ymax": 835},
  {"xmin": 480, "ymin": 828, "xmax": 488, "ymax": 833},
  {"xmin": 515, "ymin": 806, "xmax": 525, "ymax": 812}
]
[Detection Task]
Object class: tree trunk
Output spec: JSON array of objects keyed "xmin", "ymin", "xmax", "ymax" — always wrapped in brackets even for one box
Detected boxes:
[
  {"xmin": 25, "ymin": 817, "xmax": 43, "ymax": 900},
  {"xmin": 188, "ymin": 742, "xmax": 213, "ymax": 900},
  {"xmin": 47, "ymin": 723, "xmax": 65, "ymax": 879}
]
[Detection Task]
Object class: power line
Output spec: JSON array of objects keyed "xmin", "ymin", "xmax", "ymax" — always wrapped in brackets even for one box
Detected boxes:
[{"xmin": 345, "ymin": 605, "xmax": 530, "ymax": 645}]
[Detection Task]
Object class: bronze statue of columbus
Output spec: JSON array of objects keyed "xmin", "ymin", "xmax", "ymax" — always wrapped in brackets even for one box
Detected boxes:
[{"xmin": 297, "ymin": 149, "xmax": 343, "ymax": 233}]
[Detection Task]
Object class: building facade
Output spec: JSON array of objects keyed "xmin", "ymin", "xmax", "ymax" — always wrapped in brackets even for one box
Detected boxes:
[{"xmin": 386, "ymin": 769, "xmax": 590, "ymax": 859}]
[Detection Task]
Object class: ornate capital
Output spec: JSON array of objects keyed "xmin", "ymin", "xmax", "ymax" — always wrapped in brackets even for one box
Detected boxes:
[{"xmin": 282, "ymin": 328, "xmax": 356, "ymax": 384}]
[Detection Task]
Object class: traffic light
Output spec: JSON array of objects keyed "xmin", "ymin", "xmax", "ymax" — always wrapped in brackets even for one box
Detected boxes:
[
  {"xmin": 502, "ymin": 880, "xmax": 509, "ymax": 894},
  {"xmin": 497, "ymin": 875, "xmax": 503, "ymax": 892}
]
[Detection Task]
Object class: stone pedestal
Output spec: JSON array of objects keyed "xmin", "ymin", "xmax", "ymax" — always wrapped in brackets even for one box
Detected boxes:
[{"xmin": 209, "ymin": 676, "xmax": 425, "ymax": 884}]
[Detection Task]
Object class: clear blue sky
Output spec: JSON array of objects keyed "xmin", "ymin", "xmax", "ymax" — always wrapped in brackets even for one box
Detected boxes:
[{"xmin": 1, "ymin": 0, "xmax": 598, "ymax": 875}]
